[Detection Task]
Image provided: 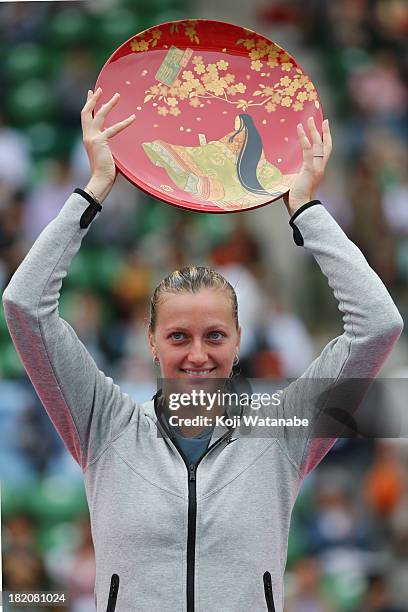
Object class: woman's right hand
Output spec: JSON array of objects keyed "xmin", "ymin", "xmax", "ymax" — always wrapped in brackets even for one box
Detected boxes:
[{"xmin": 81, "ymin": 88, "xmax": 136, "ymax": 204}]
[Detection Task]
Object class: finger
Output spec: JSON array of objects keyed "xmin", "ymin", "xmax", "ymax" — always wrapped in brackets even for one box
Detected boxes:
[
  {"xmin": 82, "ymin": 87, "xmax": 102, "ymax": 114},
  {"xmin": 322, "ymin": 119, "xmax": 332, "ymax": 158},
  {"xmin": 307, "ymin": 116, "xmax": 323, "ymax": 148},
  {"xmin": 104, "ymin": 114, "xmax": 136, "ymax": 138},
  {"xmin": 297, "ymin": 123, "xmax": 313, "ymax": 164},
  {"xmin": 81, "ymin": 88, "xmax": 102, "ymax": 130},
  {"xmin": 297, "ymin": 123, "xmax": 312, "ymax": 148},
  {"xmin": 94, "ymin": 92, "xmax": 121, "ymax": 128}
]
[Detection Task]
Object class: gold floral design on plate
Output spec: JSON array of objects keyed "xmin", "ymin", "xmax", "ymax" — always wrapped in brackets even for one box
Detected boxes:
[
  {"xmin": 234, "ymin": 34, "xmax": 320, "ymax": 112},
  {"xmin": 130, "ymin": 21, "xmax": 199, "ymax": 54},
  {"xmin": 169, "ymin": 20, "xmax": 199, "ymax": 44},
  {"xmin": 130, "ymin": 28, "xmax": 162, "ymax": 52},
  {"xmin": 144, "ymin": 51, "xmax": 319, "ymax": 116}
]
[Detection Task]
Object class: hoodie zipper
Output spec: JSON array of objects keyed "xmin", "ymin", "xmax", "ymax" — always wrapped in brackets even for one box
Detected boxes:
[
  {"xmin": 187, "ymin": 463, "xmax": 197, "ymax": 612},
  {"xmin": 263, "ymin": 571, "xmax": 275, "ymax": 612},
  {"xmin": 106, "ymin": 573, "xmax": 119, "ymax": 612},
  {"xmin": 184, "ymin": 431, "xmax": 232, "ymax": 612}
]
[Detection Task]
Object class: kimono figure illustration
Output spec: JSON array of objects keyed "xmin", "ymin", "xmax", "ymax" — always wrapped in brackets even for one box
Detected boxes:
[{"xmin": 142, "ymin": 114, "xmax": 297, "ymax": 211}]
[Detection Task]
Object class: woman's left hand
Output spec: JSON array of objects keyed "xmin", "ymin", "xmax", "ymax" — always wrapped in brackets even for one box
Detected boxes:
[{"xmin": 283, "ymin": 116, "xmax": 332, "ymax": 216}]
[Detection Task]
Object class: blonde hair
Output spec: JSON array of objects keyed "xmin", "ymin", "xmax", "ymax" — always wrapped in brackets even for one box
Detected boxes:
[{"xmin": 149, "ymin": 266, "xmax": 238, "ymax": 332}]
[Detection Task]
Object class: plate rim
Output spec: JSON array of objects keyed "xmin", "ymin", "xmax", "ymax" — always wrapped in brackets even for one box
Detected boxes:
[{"xmin": 95, "ymin": 18, "xmax": 323, "ymax": 214}]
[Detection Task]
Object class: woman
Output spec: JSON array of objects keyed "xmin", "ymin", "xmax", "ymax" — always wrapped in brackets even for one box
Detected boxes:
[
  {"xmin": 3, "ymin": 87, "xmax": 403, "ymax": 612},
  {"xmin": 142, "ymin": 113, "xmax": 297, "ymax": 210}
]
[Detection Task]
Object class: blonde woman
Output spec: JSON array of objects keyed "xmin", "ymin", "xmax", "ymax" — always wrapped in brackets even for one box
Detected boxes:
[{"xmin": 3, "ymin": 88, "xmax": 403, "ymax": 611}]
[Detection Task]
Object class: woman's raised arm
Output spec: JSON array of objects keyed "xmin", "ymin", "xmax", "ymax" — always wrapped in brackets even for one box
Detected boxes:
[
  {"xmin": 2, "ymin": 90, "xmax": 137, "ymax": 469},
  {"xmin": 277, "ymin": 117, "xmax": 403, "ymax": 477}
]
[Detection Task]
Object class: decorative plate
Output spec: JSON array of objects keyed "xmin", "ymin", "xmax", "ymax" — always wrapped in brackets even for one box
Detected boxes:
[{"xmin": 95, "ymin": 19, "xmax": 323, "ymax": 213}]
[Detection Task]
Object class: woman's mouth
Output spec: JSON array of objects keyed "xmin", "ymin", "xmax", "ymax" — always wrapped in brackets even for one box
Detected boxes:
[{"xmin": 180, "ymin": 368, "xmax": 216, "ymax": 376}]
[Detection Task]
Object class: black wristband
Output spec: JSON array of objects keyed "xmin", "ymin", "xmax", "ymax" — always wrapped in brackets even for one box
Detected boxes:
[
  {"xmin": 289, "ymin": 200, "xmax": 322, "ymax": 246},
  {"xmin": 74, "ymin": 188, "xmax": 103, "ymax": 229},
  {"xmin": 74, "ymin": 187, "xmax": 102, "ymax": 209}
]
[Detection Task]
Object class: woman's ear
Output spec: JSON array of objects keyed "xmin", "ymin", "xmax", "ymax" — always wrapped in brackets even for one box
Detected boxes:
[
  {"xmin": 147, "ymin": 328, "xmax": 157, "ymax": 360},
  {"xmin": 236, "ymin": 326, "xmax": 242, "ymax": 351}
]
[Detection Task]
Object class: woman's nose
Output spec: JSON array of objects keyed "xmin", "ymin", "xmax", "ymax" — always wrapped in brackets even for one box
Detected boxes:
[{"xmin": 187, "ymin": 341, "xmax": 208, "ymax": 365}]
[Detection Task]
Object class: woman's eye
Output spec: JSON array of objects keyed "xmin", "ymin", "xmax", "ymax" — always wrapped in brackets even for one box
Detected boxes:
[
  {"xmin": 170, "ymin": 332, "xmax": 186, "ymax": 341},
  {"xmin": 208, "ymin": 331, "xmax": 225, "ymax": 341}
]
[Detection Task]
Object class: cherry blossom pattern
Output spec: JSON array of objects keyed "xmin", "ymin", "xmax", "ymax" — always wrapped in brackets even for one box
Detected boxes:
[
  {"xmin": 144, "ymin": 55, "xmax": 319, "ymax": 116},
  {"xmin": 169, "ymin": 20, "xmax": 199, "ymax": 44},
  {"xmin": 131, "ymin": 28, "xmax": 162, "ymax": 51}
]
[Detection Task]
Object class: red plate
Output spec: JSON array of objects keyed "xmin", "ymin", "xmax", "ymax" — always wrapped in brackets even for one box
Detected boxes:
[{"xmin": 95, "ymin": 19, "xmax": 324, "ymax": 213}]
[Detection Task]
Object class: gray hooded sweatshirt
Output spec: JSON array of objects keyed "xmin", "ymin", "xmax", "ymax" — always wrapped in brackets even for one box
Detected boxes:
[{"xmin": 2, "ymin": 192, "xmax": 403, "ymax": 612}]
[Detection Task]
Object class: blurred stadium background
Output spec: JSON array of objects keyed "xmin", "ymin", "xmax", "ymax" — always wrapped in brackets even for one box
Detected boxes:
[{"xmin": 1, "ymin": 0, "xmax": 408, "ymax": 610}]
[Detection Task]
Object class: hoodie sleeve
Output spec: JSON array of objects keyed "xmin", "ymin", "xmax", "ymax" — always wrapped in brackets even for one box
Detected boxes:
[
  {"xmin": 2, "ymin": 191, "xmax": 138, "ymax": 469},
  {"xmin": 279, "ymin": 202, "xmax": 403, "ymax": 478}
]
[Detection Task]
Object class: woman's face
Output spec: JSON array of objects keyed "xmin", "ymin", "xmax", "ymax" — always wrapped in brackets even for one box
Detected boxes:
[{"xmin": 148, "ymin": 288, "xmax": 241, "ymax": 380}]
